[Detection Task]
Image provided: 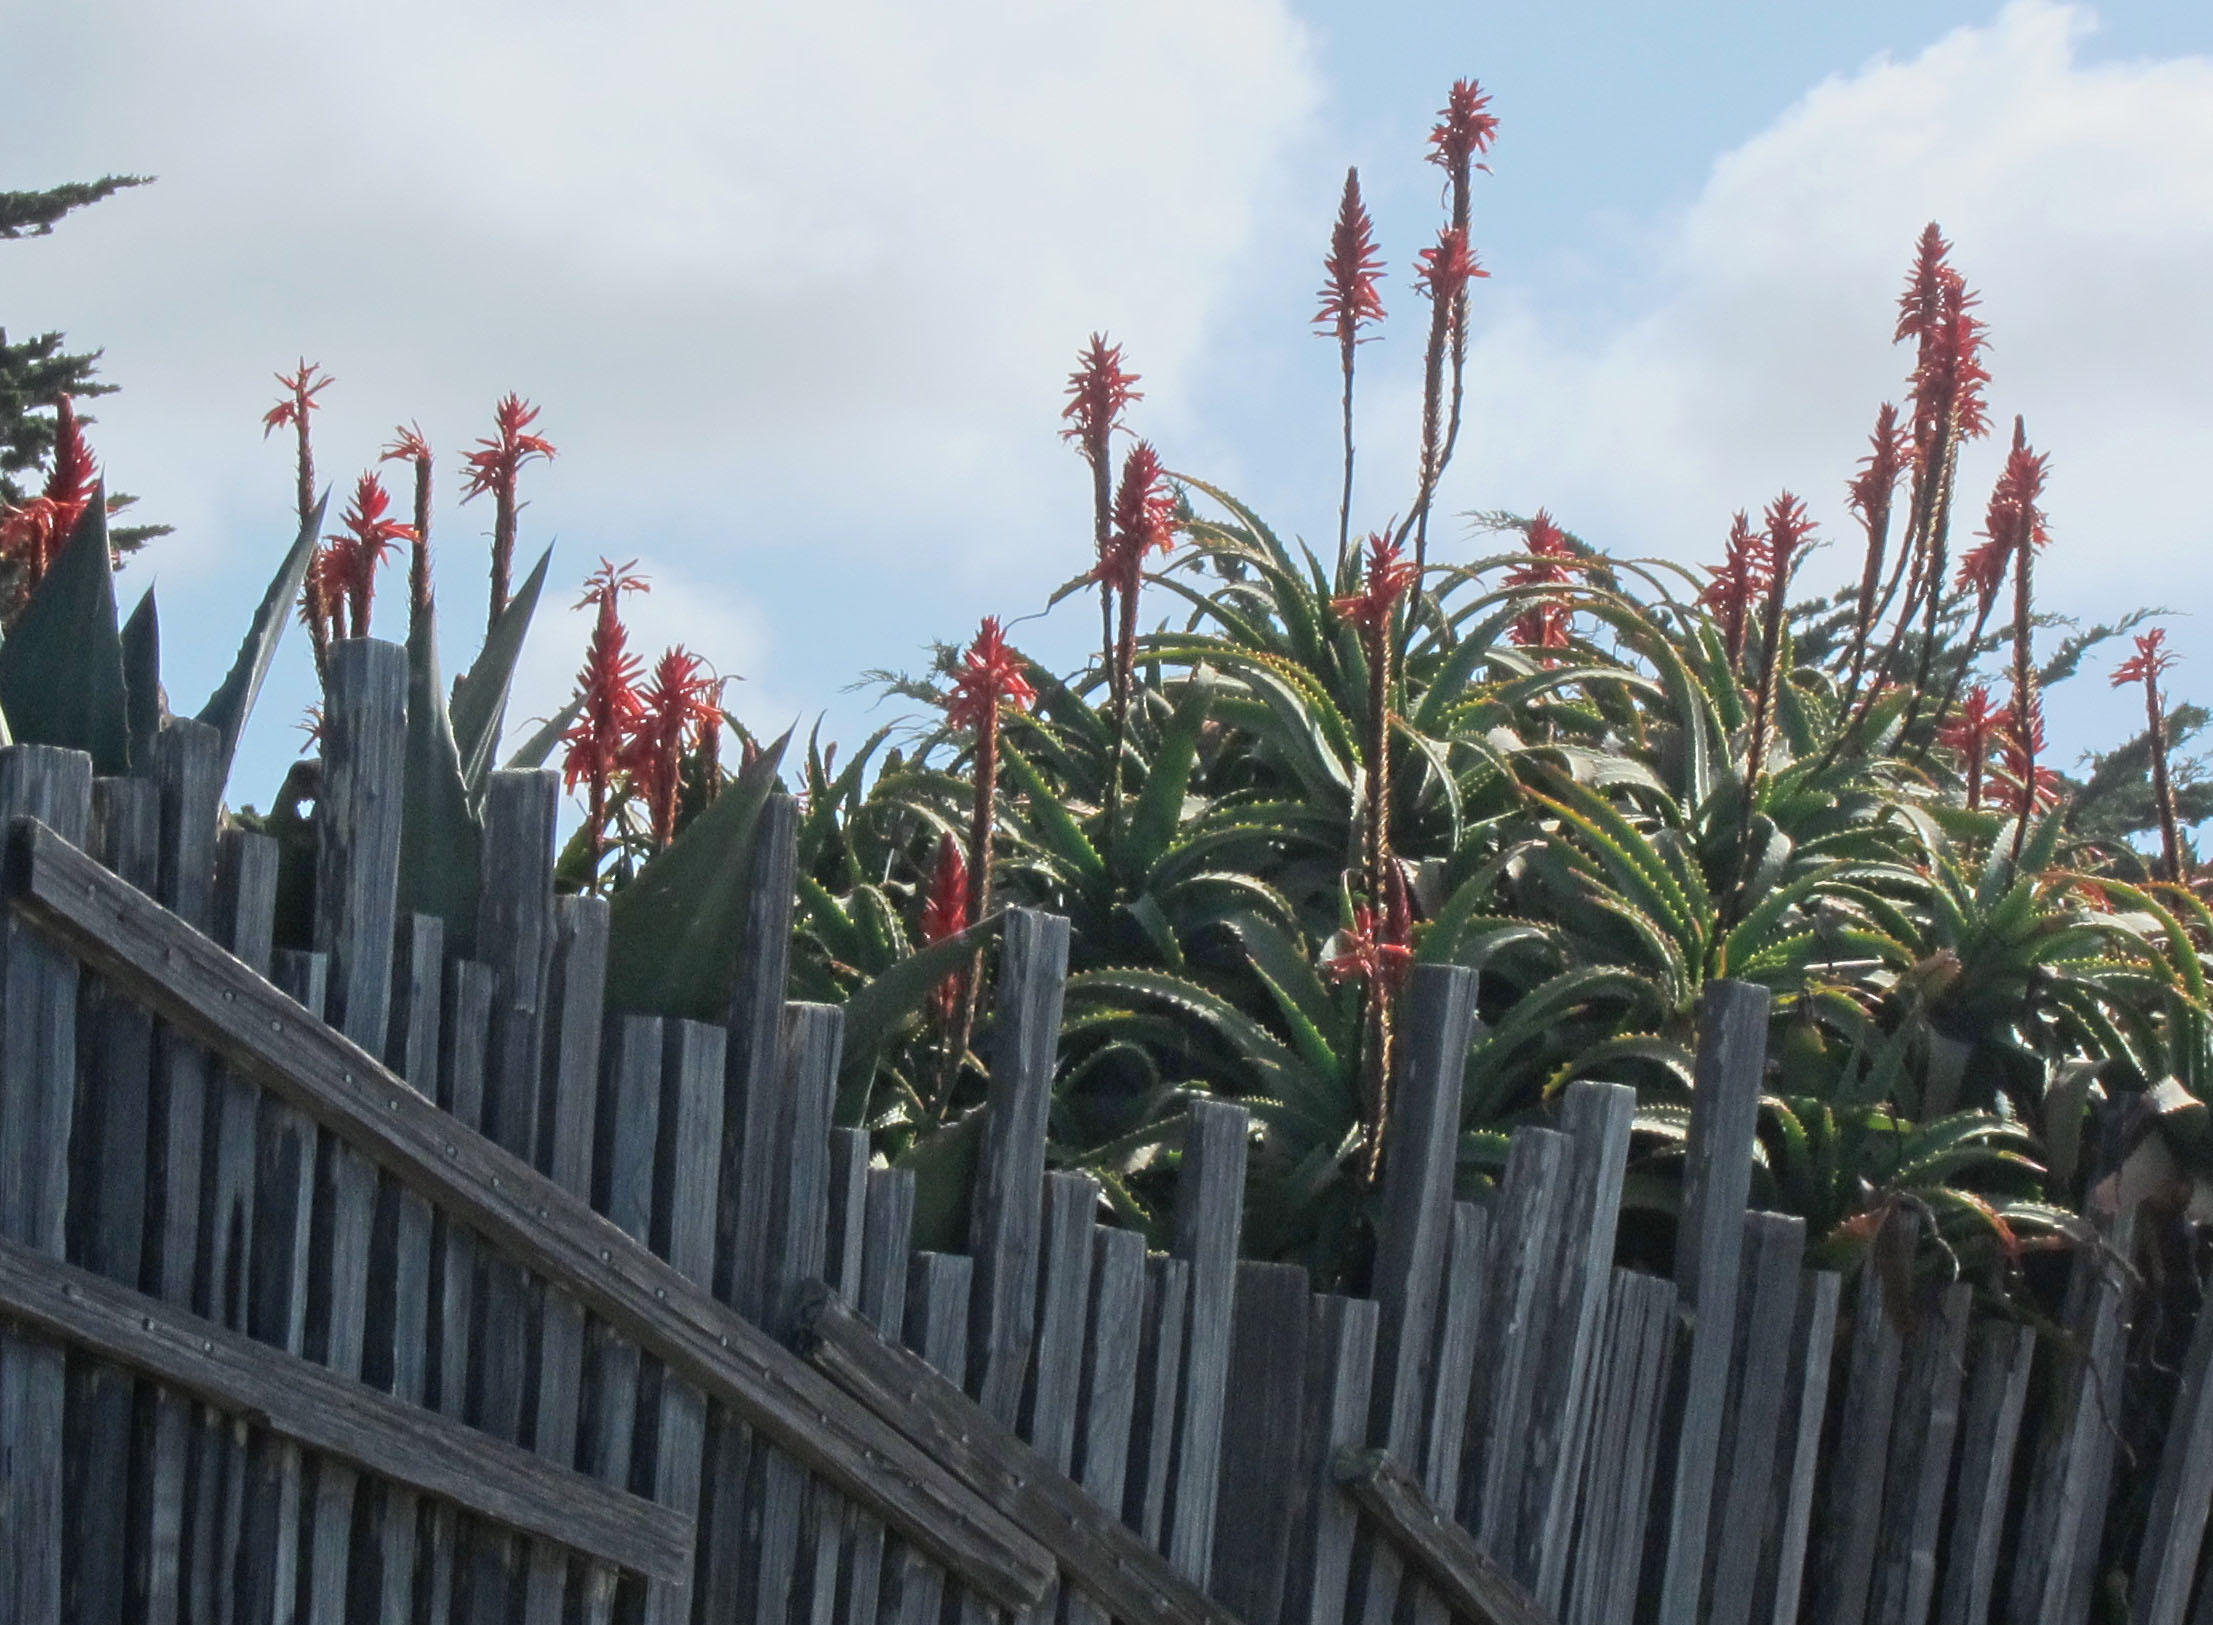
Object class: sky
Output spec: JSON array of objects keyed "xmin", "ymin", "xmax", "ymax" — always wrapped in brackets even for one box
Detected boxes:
[{"xmin": 3, "ymin": 0, "xmax": 2210, "ymax": 813}]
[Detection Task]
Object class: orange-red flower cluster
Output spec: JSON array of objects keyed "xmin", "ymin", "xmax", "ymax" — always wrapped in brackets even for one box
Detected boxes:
[
  {"xmin": 1093, "ymin": 441, "xmax": 1178, "ymax": 600},
  {"xmin": 0, "ymin": 395, "xmax": 98, "ymax": 597},
  {"xmin": 2113, "ymin": 628, "xmax": 2178, "ymax": 691},
  {"xmin": 1414, "ymin": 225, "xmax": 1486, "ymax": 307},
  {"xmin": 1702, "ymin": 510, "xmax": 1771, "ymax": 663},
  {"xmin": 262, "ymin": 359, "xmax": 333, "ymax": 439},
  {"xmin": 461, "ymin": 394, "xmax": 556, "ymax": 505},
  {"xmin": 1936, "ymin": 685, "xmax": 2004, "ymax": 810},
  {"xmin": 627, "ymin": 646, "xmax": 724, "ymax": 849},
  {"xmin": 1989, "ymin": 698, "xmax": 2062, "ymax": 818},
  {"xmin": 1505, "ymin": 510, "xmax": 1579, "ymax": 649},
  {"xmin": 1322, "ymin": 898, "xmax": 1413, "ymax": 993},
  {"xmin": 563, "ymin": 560, "xmax": 650, "ymax": 806},
  {"xmin": 1955, "ymin": 418, "xmax": 2049, "ymax": 611},
  {"xmin": 1898, "ymin": 224, "xmax": 1991, "ymax": 456},
  {"xmin": 918, "ymin": 833, "xmax": 971, "ymax": 1025},
  {"xmin": 307, "ymin": 471, "xmax": 416, "ymax": 643},
  {"xmin": 1316, "ymin": 168, "xmax": 1386, "ymax": 346},
  {"xmin": 1060, "ymin": 334, "xmax": 1142, "ymax": 470},
  {"xmin": 1847, "ymin": 403, "xmax": 1908, "ymax": 539},
  {"xmin": 944, "ymin": 617, "xmax": 1037, "ymax": 733},
  {"xmin": 1426, "ymin": 79, "xmax": 1500, "ymax": 171},
  {"xmin": 1333, "ymin": 531, "xmax": 1420, "ymax": 635}
]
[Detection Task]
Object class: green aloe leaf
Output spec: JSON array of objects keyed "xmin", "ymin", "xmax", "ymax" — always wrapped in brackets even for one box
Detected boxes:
[
  {"xmin": 121, "ymin": 585, "xmax": 162, "ymax": 768},
  {"xmin": 898, "ymin": 1105, "xmax": 987, "ymax": 1253},
  {"xmin": 451, "ymin": 543, "xmax": 553, "ymax": 799},
  {"xmin": 397, "ymin": 600, "xmax": 483, "ymax": 952},
  {"xmin": 502, "ymin": 695, "xmax": 582, "ymax": 771},
  {"xmin": 605, "ymin": 729, "xmax": 792, "ymax": 1022},
  {"xmin": 195, "ymin": 491, "xmax": 328, "ymax": 780},
  {"xmin": 1121, "ymin": 677, "xmax": 1212, "ymax": 881},
  {"xmin": 836, "ymin": 912, "xmax": 1001, "ymax": 1125},
  {"xmin": 0, "ymin": 493, "xmax": 131, "ymax": 773}
]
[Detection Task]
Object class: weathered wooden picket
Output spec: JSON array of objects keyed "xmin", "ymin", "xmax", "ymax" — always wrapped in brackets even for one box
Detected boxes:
[{"xmin": 0, "ymin": 634, "xmax": 2207, "ymax": 1625}]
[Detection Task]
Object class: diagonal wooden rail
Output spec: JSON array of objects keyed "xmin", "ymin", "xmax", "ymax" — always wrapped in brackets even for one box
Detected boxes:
[
  {"xmin": 2, "ymin": 814, "xmax": 1054, "ymax": 1612},
  {"xmin": 793, "ymin": 1280, "xmax": 1244, "ymax": 1625},
  {"xmin": 0, "ymin": 1233, "xmax": 692, "ymax": 1580}
]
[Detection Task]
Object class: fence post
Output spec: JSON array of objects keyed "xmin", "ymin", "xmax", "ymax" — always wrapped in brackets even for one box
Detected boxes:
[
  {"xmin": 1167, "ymin": 1094, "xmax": 1250, "ymax": 1591},
  {"xmin": 1703, "ymin": 1212, "xmax": 1808, "ymax": 1625},
  {"xmin": 2130, "ymin": 1279, "xmax": 2213, "ymax": 1625},
  {"xmin": 1211, "ymin": 1259, "xmax": 1313, "ymax": 1622},
  {"xmin": 1649, "ymin": 977, "xmax": 1768, "ymax": 1625},
  {"xmin": 0, "ymin": 744, "xmax": 93, "ymax": 1625}
]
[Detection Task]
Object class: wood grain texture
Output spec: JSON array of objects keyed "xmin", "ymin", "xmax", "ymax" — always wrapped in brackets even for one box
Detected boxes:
[
  {"xmin": 1127, "ymin": 1254, "xmax": 1190, "ymax": 1552},
  {"xmin": 1407, "ymin": 1201, "xmax": 1490, "ymax": 1625},
  {"xmin": 1760, "ymin": 1269, "xmax": 1841, "ymax": 1625},
  {"xmin": 969, "ymin": 907, "xmax": 1069, "ymax": 1425},
  {"xmin": 1702, "ymin": 1212, "xmax": 1807, "ymax": 1625},
  {"xmin": 0, "ymin": 1232, "xmax": 690, "ymax": 1579},
  {"xmin": 1062, "ymin": 1222, "xmax": 1146, "ymax": 1625},
  {"xmin": 886, "ymin": 1251, "xmax": 974, "ymax": 1625},
  {"xmin": 796, "ymin": 1280, "xmax": 1243, "ymax": 1625},
  {"xmin": 835, "ymin": 1162, "xmax": 915, "ymax": 1625},
  {"xmin": 2132, "ymin": 1287, "xmax": 2213, "ymax": 1625},
  {"xmin": 2, "ymin": 814, "xmax": 1054, "ymax": 1611},
  {"xmin": 1868, "ymin": 1280, "xmax": 1971, "ymax": 1625},
  {"xmin": 1566, "ymin": 1269, "xmax": 1677, "ymax": 1625},
  {"xmin": 1333, "ymin": 1449, "xmax": 1553, "ymax": 1625},
  {"xmin": 1525, "ymin": 1081, "xmax": 1635, "ymax": 1612},
  {"xmin": 1930, "ymin": 1320, "xmax": 2032, "ymax": 1625},
  {"xmin": 1818, "ymin": 1225, "xmax": 1912, "ymax": 1625},
  {"xmin": 1165, "ymin": 1097, "xmax": 1249, "ymax": 1586},
  {"xmin": 1650, "ymin": 978, "xmax": 1768, "ymax": 1625},
  {"xmin": 1282, "ymin": 1293, "xmax": 1379, "ymax": 1625},
  {"xmin": 1210, "ymin": 1259, "xmax": 1312, "ymax": 1624},
  {"xmin": 0, "ymin": 745, "xmax": 90, "ymax": 1625}
]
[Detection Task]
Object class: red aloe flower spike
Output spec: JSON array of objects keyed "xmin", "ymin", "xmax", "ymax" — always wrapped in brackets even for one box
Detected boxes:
[
  {"xmin": 329, "ymin": 471, "xmax": 415, "ymax": 640},
  {"xmin": 0, "ymin": 395, "xmax": 100, "ymax": 604},
  {"xmin": 1413, "ymin": 226, "xmax": 1486, "ymax": 308},
  {"xmin": 1318, "ymin": 168, "xmax": 1386, "ymax": 569},
  {"xmin": 1060, "ymin": 334, "xmax": 1142, "ymax": 469},
  {"xmin": 1936, "ymin": 685, "xmax": 2003, "ymax": 810},
  {"xmin": 562, "ymin": 560, "xmax": 648, "ymax": 884},
  {"xmin": 1744, "ymin": 493, "xmax": 1815, "ymax": 808},
  {"xmin": 263, "ymin": 360, "xmax": 332, "ymax": 531},
  {"xmin": 1702, "ymin": 510, "xmax": 1773, "ymax": 668},
  {"xmin": 2114, "ymin": 628, "xmax": 2185, "ymax": 879},
  {"xmin": 1895, "ymin": 223, "xmax": 1953, "ymax": 347},
  {"xmin": 461, "ymin": 393, "xmax": 557, "ymax": 632},
  {"xmin": 943, "ymin": 615, "xmax": 1035, "ymax": 946},
  {"xmin": 1843, "ymin": 401, "xmax": 1908, "ymax": 694},
  {"xmin": 918, "ymin": 832, "xmax": 971, "ymax": 1027},
  {"xmin": 1427, "ymin": 79, "xmax": 1501, "ymax": 177},
  {"xmin": 1321, "ymin": 905, "xmax": 1415, "ymax": 991},
  {"xmin": 1333, "ymin": 531, "xmax": 1421, "ymax": 635},
  {"xmin": 382, "ymin": 423, "xmax": 435, "ymax": 627},
  {"xmin": 943, "ymin": 615, "xmax": 1038, "ymax": 735},
  {"xmin": 1096, "ymin": 442, "xmax": 1177, "ymax": 829},
  {"xmin": 1503, "ymin": 509, "xmax": 1580, "ymax": 651},
  {"xmin": 626, "ymin": 645, "xmax": 724, "ymax": 851}
]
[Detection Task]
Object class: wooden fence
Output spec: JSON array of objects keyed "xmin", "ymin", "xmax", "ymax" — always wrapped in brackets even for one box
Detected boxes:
[{"xmin": 0, "ymin": 633, "xmax": 2209, "ymax": 1625}]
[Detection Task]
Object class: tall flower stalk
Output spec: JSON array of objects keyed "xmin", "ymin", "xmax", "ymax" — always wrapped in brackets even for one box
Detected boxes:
[
  {"xmin": 1421, "ymin": 79, "xmax": 1498, "ymax": 571},
  {"xmin": 461, "ymin": 394, "xmax": 556, "ymax": 633},
  {"xmin": 562, "ymin": 560, "xmax": 647, "ymax": 886},
  {"xmin": 1062, "ymin": 335, "xmax": 1142, "ymax": 720},
  {"xmin": 936, "ymin": 617, "xmax": 1037, "ymax": 1113},
  {"xmin": 381, "ymin": 424, "xmax": 435, "ymax": 633},
  {"xmin": 1703, "ymin": 511, "xmax": 1772, "ymax": 671},
  {"xmin": 1745, "ymin": 494, "xmax": 1814, "ymax": 805},
  {"xmin": 1333, "ymin": 530, "xmax": 1419, "ymax": 1177},
  {"xmin": 1842, "ymin": 402, "xmax": 1907, "ymax": 702},
  {"xmin": 263, "ymin": 359, "xmax": 331, "ymax": 534},
  {"xmin": 1407, "ymin": 225, "xmax": 1485, "ymax": 588},
  {"xmin": 628, "ymin": 647, "xmax": 723, "ymax": 852},
  {"xmin": 1316, "ymin": 168, "xmax": 1385, "ymax": 573},
  {"xmin": 307, "ymin": 471, "xmax": 413, "ymax": 646},
  {"xmin": 1937, "ymin": 685, "xmax": 2003, "ymax": 811},
  {"xmin": 2113, "ymin": 629, "xmax": 2184, "ymax": 881},
  {"xmin": 1094, "ymin": 442, "xmax": 1178, "ymax": 832}
]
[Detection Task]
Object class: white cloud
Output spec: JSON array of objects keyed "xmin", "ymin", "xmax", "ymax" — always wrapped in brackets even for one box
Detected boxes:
[
  {"xmin": 2, "ymin": 0, "xmax": 1318, "ymax": 793},
  {"xmin": 1438, "ymin": 1, "xmax": 2213, "ymax": 757}
]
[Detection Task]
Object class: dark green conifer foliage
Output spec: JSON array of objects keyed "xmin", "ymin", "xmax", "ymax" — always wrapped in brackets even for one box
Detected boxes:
[{"xmin": 1, "ymin": 174, "xmax": 165, "ymax": 549}]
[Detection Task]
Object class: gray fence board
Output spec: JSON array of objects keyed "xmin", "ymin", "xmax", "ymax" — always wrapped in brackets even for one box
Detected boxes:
[
  {"xmin": 1760, "ymin": 1268, "xmax": 1841, "ymax": 1625},
  {"xmin": 1211, "ymin": 1258, "xmax": 1312, "ymax": 1623},
  {"xmin": 1567, "ymin": 1268, "xmax": 1678, "ymax": 1625},
  {"xmin": 1283, "ymin": 1293, "xmax": 1379, "ymax": 1625},
  {"xmin": 1705, "ymin": 1212, "xmax": 1807, "ymax": 1625}
]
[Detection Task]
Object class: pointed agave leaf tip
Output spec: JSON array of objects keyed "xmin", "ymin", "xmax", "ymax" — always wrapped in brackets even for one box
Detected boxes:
[
  {"xmin": 1059, "ymin": 334, "xmax": 1143, "ymax": 465},
  {"xmin": 943, "ymin": 617, "xmax": 1037, "ymax": 732},
  {"xmin": 1316, "ymin": 167, "xmax": 1386, "ymax": 343}
]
